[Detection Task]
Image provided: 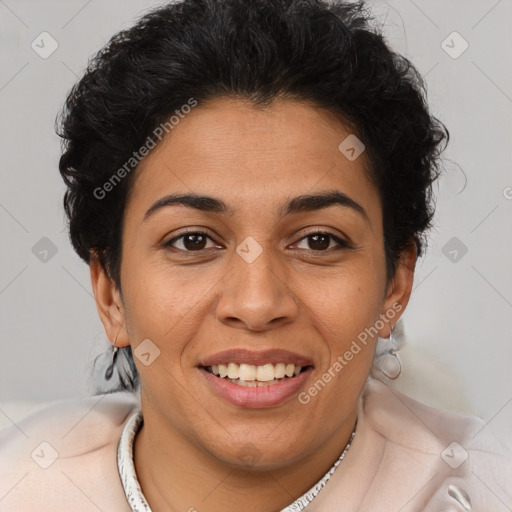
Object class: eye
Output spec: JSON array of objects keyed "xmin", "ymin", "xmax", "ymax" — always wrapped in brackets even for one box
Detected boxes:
[
  {"xmin": 295, "ymin": 231, "xmax": 351, "ymax": 252},
  {"xmin": 164, "ymin": 229, "xmax": 350, "ymax": 253},
  {"xmin": 164, "ymin": 231, "xmax": 221, "ymax": 252}
]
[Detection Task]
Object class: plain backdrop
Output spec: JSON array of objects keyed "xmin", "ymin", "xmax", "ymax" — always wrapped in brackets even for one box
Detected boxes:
[{"xmin": 0, "ymin": 0, "xmax": 511, "ymax": 441}]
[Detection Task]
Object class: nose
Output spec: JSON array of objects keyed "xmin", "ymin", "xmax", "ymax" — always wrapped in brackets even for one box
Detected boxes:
[{"xmin": 214, "ymin": 245, "xmax": 300, "ymax": 332}]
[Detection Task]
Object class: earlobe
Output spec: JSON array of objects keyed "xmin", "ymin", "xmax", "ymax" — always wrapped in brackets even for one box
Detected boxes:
[
  {"xmin": 89, "ymin": 252, "xmax": 130, "ymax": 348},
  {"xmin": 379, "ymin": 242, "xmax": 417, "ymax": 338}
]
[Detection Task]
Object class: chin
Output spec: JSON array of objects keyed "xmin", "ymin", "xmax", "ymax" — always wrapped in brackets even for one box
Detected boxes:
[{"xmin": 205, "ymin": 431, "xmax": 307, "ymax": 471}]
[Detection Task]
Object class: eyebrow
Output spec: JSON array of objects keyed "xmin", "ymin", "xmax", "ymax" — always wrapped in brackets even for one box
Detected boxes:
[{"xmin": 143, "ymin": 190, "xmax": 369, "ymax": 223}]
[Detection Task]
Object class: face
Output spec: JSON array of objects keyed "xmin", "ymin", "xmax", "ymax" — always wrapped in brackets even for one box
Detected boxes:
[{"xmin": 92, "ymin": 97, "xmax": 415, "ymax": 469}]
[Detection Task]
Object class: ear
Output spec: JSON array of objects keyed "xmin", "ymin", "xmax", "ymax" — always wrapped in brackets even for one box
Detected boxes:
[
  {"xmin": 89, "ymin": 251, "xmax": 130, "ymax": 348},
  {"xmin": 378, "ymin": 241, "xmax": 417, "ymax": 338}
]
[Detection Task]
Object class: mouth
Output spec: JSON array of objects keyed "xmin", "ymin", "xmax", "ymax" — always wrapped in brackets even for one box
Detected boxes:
[
  {"xmin": 203, "ymin": 362, "xmax": 313, "ymax": 387},
  {"xmin": 197, "ymin": 349, "xmax": 315, "ymax": 408}
]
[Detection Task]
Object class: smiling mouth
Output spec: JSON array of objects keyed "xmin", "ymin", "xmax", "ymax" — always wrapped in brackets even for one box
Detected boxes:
[{"xmin": 203, "ymin": 362, "xmax": 313, "ymax": 387}]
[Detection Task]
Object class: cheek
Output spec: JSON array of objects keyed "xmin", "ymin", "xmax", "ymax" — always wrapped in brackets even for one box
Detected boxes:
[
  {"xmin": 121, "ymin": 250, "xmax": 192, "ymax": 333},
  {"xmin": 119, "ymin": 255, "xmax": 221, "ymax": 382},
  {"xmin": 304, "ymin": 260, "xmax": 384, "ymax": 325},
  {"xmin": 300, "ymin": 261, "xmax": 384, "ymax": 368}
]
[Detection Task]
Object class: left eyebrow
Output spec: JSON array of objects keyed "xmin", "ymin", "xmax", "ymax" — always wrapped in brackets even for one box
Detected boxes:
[
  {"xmin": 143, "ymin": 190, "xmax": 369, "ymax": 224},
  {"xmin": 280, "ymin": 191, "xmax": 369, "ymax": 223}
]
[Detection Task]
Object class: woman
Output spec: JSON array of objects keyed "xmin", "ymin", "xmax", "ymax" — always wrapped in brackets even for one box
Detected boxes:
[{"xmin": 1, "ymin": 0, "xmax": 510, "ymax": 510}]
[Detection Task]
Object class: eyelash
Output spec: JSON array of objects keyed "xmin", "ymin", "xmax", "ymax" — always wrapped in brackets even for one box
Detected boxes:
[{"xmin": 164, "ymin": 229, "xmax": 351, "ymax": 254}]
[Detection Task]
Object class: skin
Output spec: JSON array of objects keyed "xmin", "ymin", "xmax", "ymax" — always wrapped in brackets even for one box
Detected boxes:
[{"xmin": 90, "ymin": 97, "xmax": 416, "ymax": 511}]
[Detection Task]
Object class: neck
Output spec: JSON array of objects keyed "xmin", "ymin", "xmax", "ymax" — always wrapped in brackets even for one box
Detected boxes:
[{"xmin": 133, "ymin": 407, "xmax": 357, "ymax": 512}]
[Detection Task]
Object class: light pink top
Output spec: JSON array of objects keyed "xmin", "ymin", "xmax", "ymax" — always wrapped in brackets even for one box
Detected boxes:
[{"xmin": 1, "ymin": 378, "xmax": 510, "ymax": 511}]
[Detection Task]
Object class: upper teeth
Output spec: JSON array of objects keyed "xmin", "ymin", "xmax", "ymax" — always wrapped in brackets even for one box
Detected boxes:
[{"xmin": 210, "ymin": 363, "xmax": 303, "ymax": 381}]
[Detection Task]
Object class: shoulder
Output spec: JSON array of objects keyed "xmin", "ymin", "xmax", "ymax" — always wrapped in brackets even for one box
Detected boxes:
[
  {"xmin": 314, "ymin": 378, "xmax": 511, "ymax": 511},
  {"xmin": 0, "ymin": 391, "xmax": 140, "ymax": 511},
  {"xmin": 362, "ymin": 378, "xmax": 512, "ymax": 511},
  {"xmin": 362, "ymin": 376, "xmax": 487, "ymax": 444}
]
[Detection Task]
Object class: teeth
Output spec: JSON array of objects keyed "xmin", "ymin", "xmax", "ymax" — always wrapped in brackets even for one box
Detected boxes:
[
  {"xmin": 239, "ymin": 364, "xmax": 256, "ymax": 381},
  {"xmin": 274, "ymin": 363, "xmax": 286, "ymax": 379},
  {"xmin": 227, "ymin": 378, "xmax": 282, "ymax": 387},
  {"xmin": 208, "ymin": 362, "xmax": 305, "ymax": 382},
  {"xmin": 256, "ymin": 364, "xmax": 275, "ymax": 381},
  {"xmin": 219, "ymin": 364, "xmax": 228, "ymax": 378},
  {"xmin": 227, "ymin": 362, "xmax": 238, "ymax": 379}
]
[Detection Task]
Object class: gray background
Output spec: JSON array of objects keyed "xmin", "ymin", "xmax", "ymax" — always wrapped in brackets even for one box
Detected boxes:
[{"xmin": 0, "ymin": 0, "xmax": 511, "ymax": 439}]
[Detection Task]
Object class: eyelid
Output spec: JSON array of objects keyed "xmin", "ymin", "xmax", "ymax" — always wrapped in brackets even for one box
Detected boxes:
[
  {"xmin": 164, "ymin": 229, "xmax": 351, "ymax": 254},
  {"xmin": 292, "ymin": 230, "xmax": 352, "ymax": 250},
  {"xmin": 164, "ymin": 228, "xmax": 222, "ymax": 250},
  {"xmin": 291, "ymin": 225, "xmax": 351, "ymax": 244}
]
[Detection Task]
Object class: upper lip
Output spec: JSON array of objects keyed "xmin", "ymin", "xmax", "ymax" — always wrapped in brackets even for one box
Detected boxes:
[{"xmin": 199, "ymin": 348, "xmax": 314, "ymax": 368}]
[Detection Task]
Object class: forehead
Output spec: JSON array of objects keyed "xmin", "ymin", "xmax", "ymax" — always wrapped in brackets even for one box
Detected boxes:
[{"xmin": 125, "ymin": 97, "xmax": 379, "ymax": 220}]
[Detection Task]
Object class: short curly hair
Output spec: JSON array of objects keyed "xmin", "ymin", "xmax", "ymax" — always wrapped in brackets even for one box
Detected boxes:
[{"xmin": 57, "ymin": 0, "xmax": 448, "ymax": 393}]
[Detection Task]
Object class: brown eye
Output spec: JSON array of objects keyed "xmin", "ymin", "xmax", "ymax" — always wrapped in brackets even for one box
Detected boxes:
[
  {"xmin": 181, "ymin": 233, "xmax": 207, "ymax": 250},
  {"xmin": 295, "ymin": 232, "xmax": 350, "ymax": 252},
  {"xmin": 165, "ymin": 231, "xmax": 219, "ymax": 252},
  {"xmin": 307, "ymin": 233, "xmax": 330, "ymax": 250}
]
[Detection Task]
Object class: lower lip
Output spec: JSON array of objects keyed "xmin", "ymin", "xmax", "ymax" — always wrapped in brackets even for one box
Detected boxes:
[{"xmin": 198, "ymin": 367, "xmax": 313, "ymax": 408}]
